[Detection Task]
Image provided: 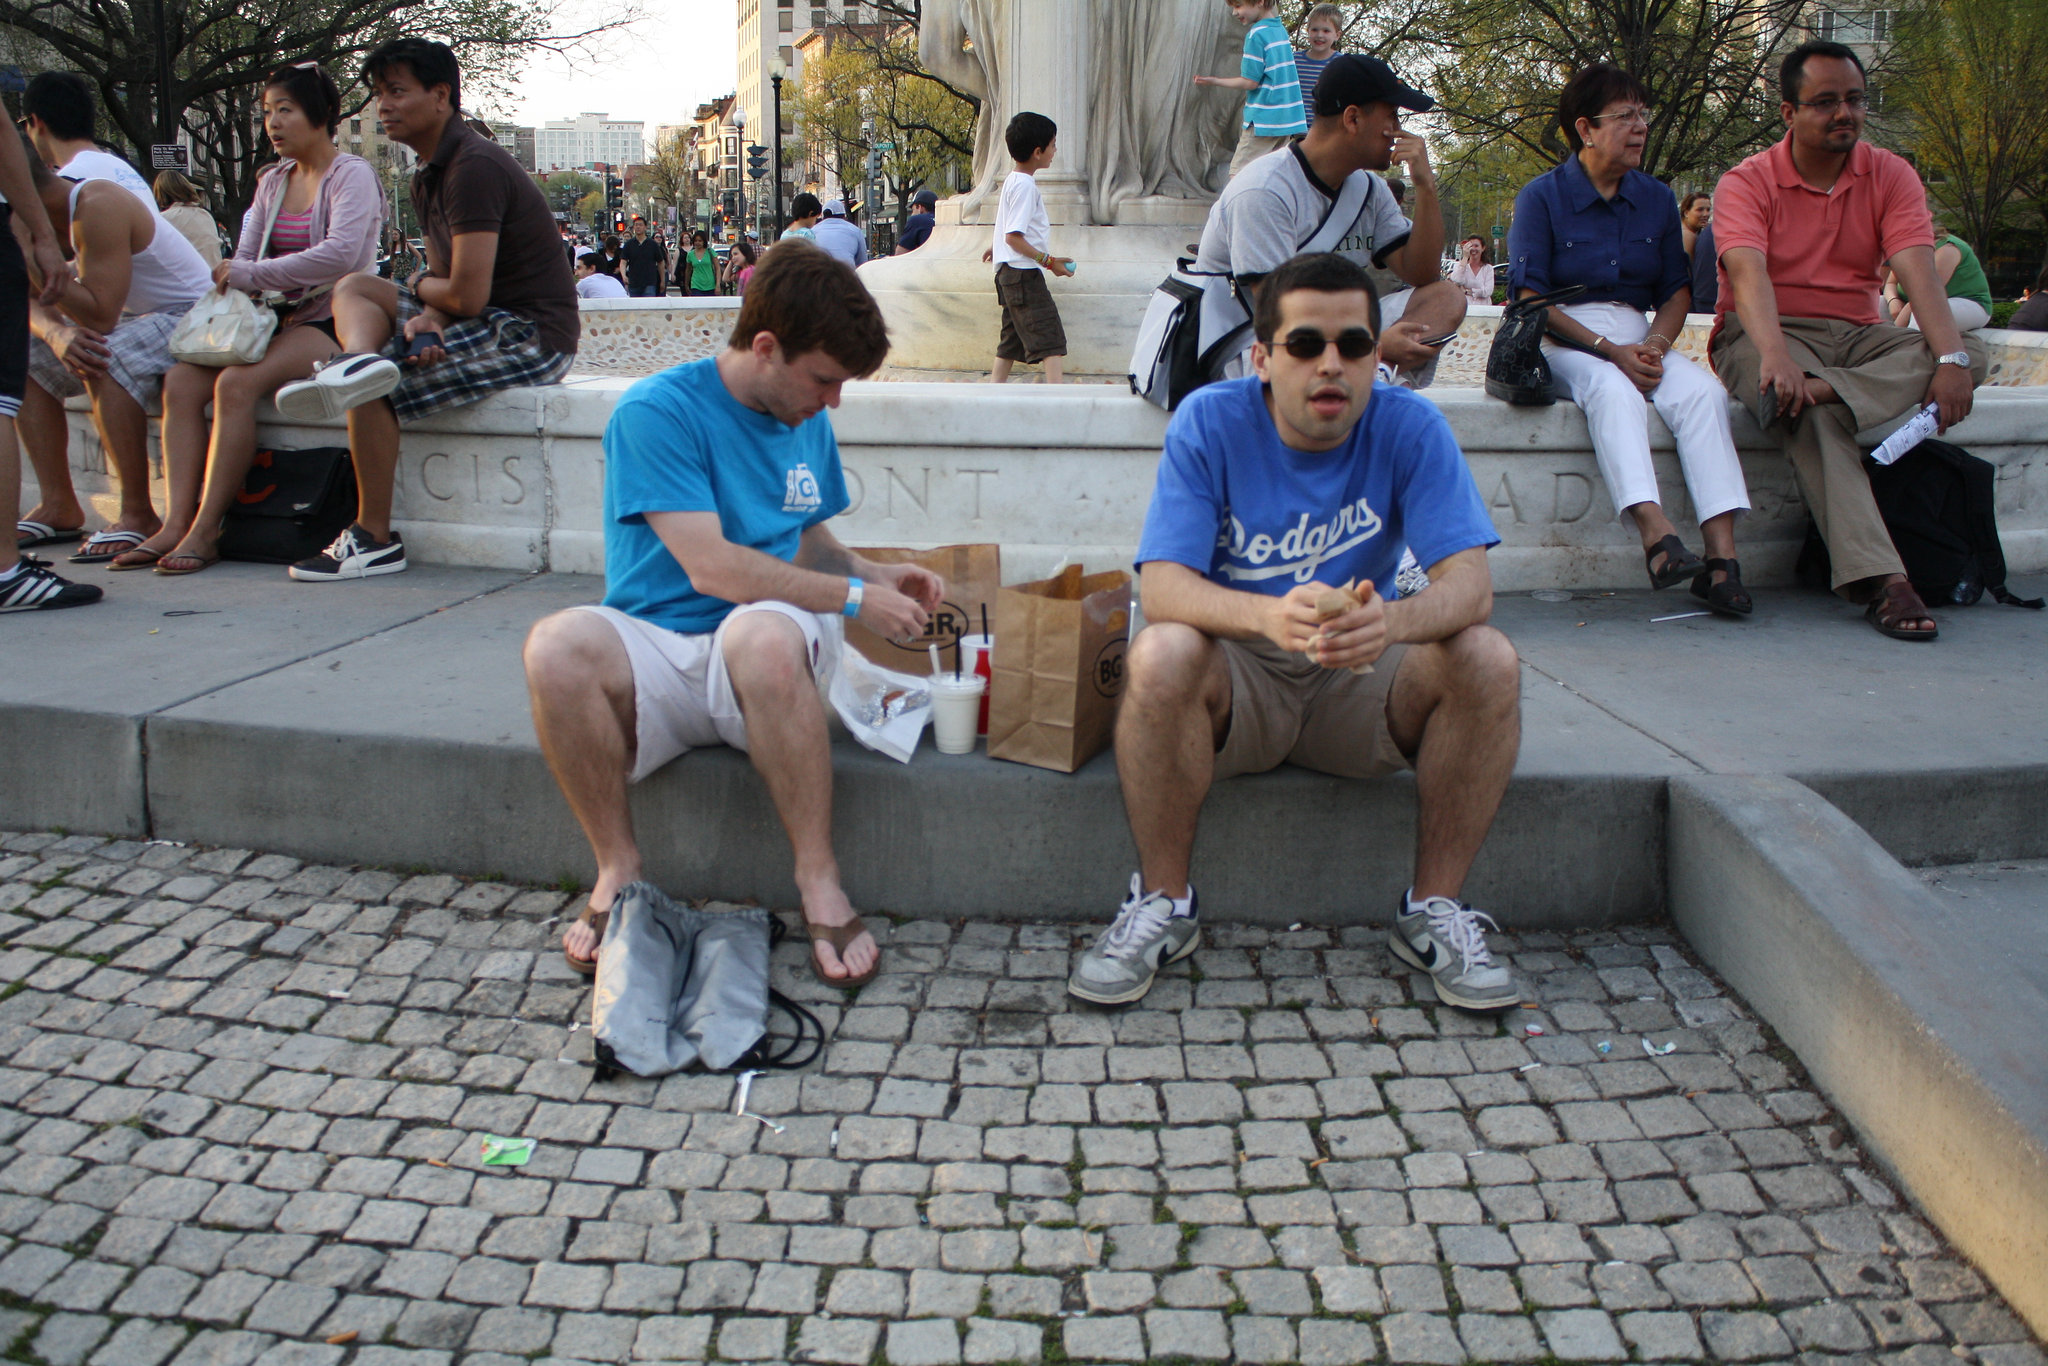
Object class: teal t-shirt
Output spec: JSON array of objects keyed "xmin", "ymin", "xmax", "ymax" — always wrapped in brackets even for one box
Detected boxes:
[
  {"xmin": 600, "ymin": 357, "xmax": 850, "ymax": 635},
  {"xmin": 1241, "ymin": 17, "xmax": 1308, "ymax": 136}
]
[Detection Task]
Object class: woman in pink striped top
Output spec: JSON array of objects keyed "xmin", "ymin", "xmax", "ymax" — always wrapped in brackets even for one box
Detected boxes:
[{"xmin": 128, "ymin": 63, "xmax": 385, "ymax": 574}]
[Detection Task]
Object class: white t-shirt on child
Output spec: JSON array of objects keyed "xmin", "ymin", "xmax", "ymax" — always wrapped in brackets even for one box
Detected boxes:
[{"xmin": 992, "ymin": 170, "xmax": 1050, "ymax": 271}]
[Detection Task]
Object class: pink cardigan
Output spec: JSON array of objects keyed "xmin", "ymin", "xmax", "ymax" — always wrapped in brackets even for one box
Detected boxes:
[{"xmin": 226, "ymin": 153, "xmax": 385, "ymax": 323}]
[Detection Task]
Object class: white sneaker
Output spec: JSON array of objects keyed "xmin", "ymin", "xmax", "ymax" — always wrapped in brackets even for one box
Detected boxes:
[
  {"xmin": 273, "ymin": 353, "xmax": 403, "ymax": 422},
  {"xmin": 1067, "ymin": 874, "xmax": 1201, "ymax": 1006},
  {"xmin": 1387, "ymin": 890, "xmax": 1519, "ymax": 1012},
  {"xmin": 288, "ymin": 524, "xmax": 408, "ymax": 582}
]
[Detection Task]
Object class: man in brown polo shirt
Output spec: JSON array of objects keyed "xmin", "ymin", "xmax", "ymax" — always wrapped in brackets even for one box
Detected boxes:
[{"xmin": 273, "ymin": 38, "xmax": 579, "ymax": 581}]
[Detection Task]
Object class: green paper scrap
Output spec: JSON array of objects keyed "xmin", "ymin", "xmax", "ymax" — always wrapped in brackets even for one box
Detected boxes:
[{"xmin": 480, "ymin": 1135, "xmax": 535, "ymax": 1166}]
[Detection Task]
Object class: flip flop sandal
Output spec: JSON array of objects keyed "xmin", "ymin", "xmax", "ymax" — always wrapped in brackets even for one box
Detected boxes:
[
  {"xmin": 807, "ymin": 914, "xmax": 880, "ymax": 989},
  {"xmin": 108, "ymin": 547, "xmax": 166, "ymax": 571},
  {"xmin": 563, "ymin": 902, "xmax": 609, "ymax": 977},
  {"xmin": 17, "ymin": 520, "xmax": 84, "ymax": 548},
  {"xmin": 154, "ymin": 551, "xmax": 220, "ymax": 576},
  {"xmin": 70, "ymin": 530, "xmax": 148, "ymax": 564},
  {"xmin": 1866, "ymin": 581, "xmax": 1937, "ymax": 641}
]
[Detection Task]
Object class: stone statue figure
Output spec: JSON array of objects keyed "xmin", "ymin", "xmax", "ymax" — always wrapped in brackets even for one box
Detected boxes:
[{"xmin": 919, "ymin": 0, "xmax": 1240, "ymax": 223}]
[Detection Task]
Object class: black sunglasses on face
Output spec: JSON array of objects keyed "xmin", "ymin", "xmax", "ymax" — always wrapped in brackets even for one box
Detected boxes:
[{"xmin": 1278, "ymin": 328, "xmax": 1377, "ymax": 361}]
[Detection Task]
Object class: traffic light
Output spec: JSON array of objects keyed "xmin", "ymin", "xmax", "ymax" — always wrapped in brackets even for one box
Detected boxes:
[
  {"xmin": 746, "ymin": 144, "xmax": 768, "ymax": 181},
  {"xmin": 722, "ymin": 190, "xmax": 738, "ymax": 218},
  {"xmin": 605, "ymin": 173, "xmax": 623, "ymax": 214}
]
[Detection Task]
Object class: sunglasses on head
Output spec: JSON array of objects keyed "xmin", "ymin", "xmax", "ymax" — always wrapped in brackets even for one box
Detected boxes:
[{"xmin": 1276, "ymin": 327, "xmax": 1377, "ymax": 361}]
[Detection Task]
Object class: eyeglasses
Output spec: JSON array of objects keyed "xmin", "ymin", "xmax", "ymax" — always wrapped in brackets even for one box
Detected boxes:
[
  {"xmin": 1278, "ymin": 328, "xmax": 1376, "ymax": 361},
  {"xmin": 1793, "ymin": 91, "xmax": 1869, "ymax": 112},
  {"xmin": 1588, "ymin": 106, "xmax": 1653, "ymax": 127}
]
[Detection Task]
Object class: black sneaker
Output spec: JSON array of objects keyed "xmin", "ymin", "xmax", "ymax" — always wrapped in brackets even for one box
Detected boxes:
[
  {"xmin": 288, "ymin": 524, "xmax": 408, "ymax": 582},
  {"xmin": 0, "ymin": 560, "xmax": 104, "ymax": 612}
]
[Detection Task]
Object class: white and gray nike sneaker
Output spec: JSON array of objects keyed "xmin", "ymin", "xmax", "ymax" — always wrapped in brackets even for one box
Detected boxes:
[
  {"xmin": 1388, "ymin": 890, "xmax": 1519, "ymax": 1012},
  {"xmin": 1067, "ymin": 873, "xmax": 1201, "ymax": 1006}
]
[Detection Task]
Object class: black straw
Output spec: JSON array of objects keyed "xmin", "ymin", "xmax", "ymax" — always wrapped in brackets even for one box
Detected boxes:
[
  {"xmin": 981, "ymin": 605, "xmax": 989, "ymax": 640},
  {"xmin": 954, "ymin": 637, "xmax": 963, "ymax": 677}
]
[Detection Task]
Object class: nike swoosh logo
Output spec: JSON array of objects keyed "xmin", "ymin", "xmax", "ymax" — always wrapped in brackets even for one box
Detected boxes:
[{"xmin": 1411, "ymin": 937, "xmax": 1442, "ymax": 969}]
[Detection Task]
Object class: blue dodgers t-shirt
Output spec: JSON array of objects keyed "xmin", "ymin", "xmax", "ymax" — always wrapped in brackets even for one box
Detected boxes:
[
  {"xmin": 1136, "ymin": 377, "xmax": 1498, "ymax": 596},
  {"xmin": 600, "ymin": 357, "xmax": 850, "ymax": 635}
]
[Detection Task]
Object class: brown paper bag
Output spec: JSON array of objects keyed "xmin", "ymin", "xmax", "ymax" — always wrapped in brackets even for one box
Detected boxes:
[
  {"xmin": 842, "ymin": 544, "xmax": 1002, "ymax": 670},
  {"xmin": 987, "ymin": 565, "xmax": 1133, "ymax": 773}
]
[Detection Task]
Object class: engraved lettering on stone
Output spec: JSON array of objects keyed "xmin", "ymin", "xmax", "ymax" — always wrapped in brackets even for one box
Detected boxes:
[
  {"xmin": 885, "ymin": 466, "xmax": 931, "ymax": 520},
  {"xmin": 842, "ymin": 467, "xmax": 866, "ymax": 516},
  {"xmin": 421, "ymin": 451, "xmax": 457, "ymax": 502},
  {"xmin": 1486, "ymin": 473, "xmax": 1527, "ymax": 526},
  {"xmin": 501, "ymin": 456, "xmax": 527, "ymax": 506},
  {"xmin": 1553, "ymin": 472, "xmax": 1594, "ymax": 524},
  {"xmin": 960, "ymin": 468, "xmax": 999, "ymax": 521}
]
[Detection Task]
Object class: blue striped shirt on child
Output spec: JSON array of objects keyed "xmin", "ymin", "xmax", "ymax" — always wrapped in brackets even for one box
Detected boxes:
[{"xmin": 1240, "ymin": 16, "xmax": 1308, "ymax": 136}]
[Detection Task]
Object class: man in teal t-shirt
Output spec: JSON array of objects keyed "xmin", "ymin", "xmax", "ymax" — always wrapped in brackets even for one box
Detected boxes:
[
  {"xmin": 523, "ymin": 241, "xmax": 944, "ymax": 989},
  {"xmin": 1197, "ymin": 0, "xmax": 1309, "ymax": 178}
]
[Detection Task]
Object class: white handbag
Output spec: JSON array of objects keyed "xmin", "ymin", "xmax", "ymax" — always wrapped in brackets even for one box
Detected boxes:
[{"xmin": 167, "ymin": 287, "xmax": 278, "ymax": 367}]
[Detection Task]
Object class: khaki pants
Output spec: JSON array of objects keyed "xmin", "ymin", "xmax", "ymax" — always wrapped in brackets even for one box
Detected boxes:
[{"xmin": 1712, "ymin": 315, "xmax": 1987, "ymax": 593}]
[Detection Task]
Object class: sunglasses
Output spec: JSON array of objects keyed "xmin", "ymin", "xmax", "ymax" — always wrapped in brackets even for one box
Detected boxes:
[{"xmin": 1277, "ymin": 327, "xmax": 1377, "ymax": 361}]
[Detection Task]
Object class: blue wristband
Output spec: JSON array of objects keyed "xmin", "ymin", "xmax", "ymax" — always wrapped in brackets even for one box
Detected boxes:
[{"xmin": 841, "ymin": 578, "xmax": 864, "ymax": 618}]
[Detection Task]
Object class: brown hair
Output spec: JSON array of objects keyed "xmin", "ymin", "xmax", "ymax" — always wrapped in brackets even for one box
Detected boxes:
[
  {"xmin": 1557, "ymin": 62, "xmax": 1650, "ymax": 153},
  {"xmin": 154, "ymin": 169, "xmax": 204, "ymax": 209},
  {"xmin": 1679, "ymin": 189, "xmax": 1710, "ymax": 215},
  {"xmin": 731, "ymin": 239, "xmax": 890, "ymax": 376}
]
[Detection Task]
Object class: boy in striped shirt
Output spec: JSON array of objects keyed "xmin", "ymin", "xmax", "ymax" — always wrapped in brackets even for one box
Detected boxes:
[
  {"xmin": 1294, "ymin": 4, "xmax": 1344, "ymax": 106},
  {"xmin": 1197, "ymin": 0, "xmax": 1309, "ymax": 178}
]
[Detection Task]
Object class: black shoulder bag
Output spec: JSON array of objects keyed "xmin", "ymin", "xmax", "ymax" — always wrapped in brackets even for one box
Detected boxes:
[{"xmin": 1484, "ymin": 283, "xmax": 1603, "ymax": 405}]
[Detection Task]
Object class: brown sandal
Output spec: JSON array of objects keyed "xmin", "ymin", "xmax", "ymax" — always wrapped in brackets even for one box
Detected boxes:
[
  {"xmin": 1866, "ymin": 580, "xmax": 1937, "ymax": 641},
  {"xmin": 807, "ymin": 914, "xmax": 880, "ymax": 989},
  {"xmin": 563, "ymin": 902, "xmax": 609, "ymax": 976}
]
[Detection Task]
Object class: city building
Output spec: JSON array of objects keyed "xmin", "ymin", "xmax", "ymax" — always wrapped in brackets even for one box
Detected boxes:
[
  {"xmin": 489, "ymin": 122, "xmax": 538, "ymax": 172},
  {"xmin": 735, "ymin": 2, "xmax": 893, "ymax": 224},
  {"xmin": 535, "ymin": 113, "xmax": 648, "ymax": 172}
]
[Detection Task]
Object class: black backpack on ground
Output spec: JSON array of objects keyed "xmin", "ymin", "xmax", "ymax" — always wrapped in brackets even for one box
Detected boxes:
[
  {"xmin": 1794, "ymin": 438, "xmax": 2044, "ymax": 609},
  {"xmin": 217, "ymin": 447, "xmax": 357, "ymax": 564}
]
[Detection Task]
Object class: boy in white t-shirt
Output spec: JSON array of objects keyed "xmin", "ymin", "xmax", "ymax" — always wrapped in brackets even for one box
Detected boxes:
[{"xmin": 984, "ymin": 111, "xmax": 1072, "ymax": 384}]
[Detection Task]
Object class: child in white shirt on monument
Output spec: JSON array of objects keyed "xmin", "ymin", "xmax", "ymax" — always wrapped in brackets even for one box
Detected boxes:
[{"xmin": 984, "ymin": 111, "xmax": 1072, "ymax": 384}]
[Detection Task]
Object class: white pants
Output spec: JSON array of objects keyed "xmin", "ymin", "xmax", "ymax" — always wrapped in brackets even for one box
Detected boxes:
[
  {"xmin": 1906, "ymin": 298, "xmax": 1991, "ymax": 332},
  {"xmin": 1543, "ymin": 301, "xmax": 1750, "ymax": 525}
]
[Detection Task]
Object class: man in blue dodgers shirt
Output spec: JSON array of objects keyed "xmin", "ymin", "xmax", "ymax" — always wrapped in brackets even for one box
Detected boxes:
[
  {"xmin": 523, "ymin": 241, "xmax": 944, "ymax": 990},
  {"xmin": 1068, "ymin": 252, "xmax": 1522, "ymax": 1013}
]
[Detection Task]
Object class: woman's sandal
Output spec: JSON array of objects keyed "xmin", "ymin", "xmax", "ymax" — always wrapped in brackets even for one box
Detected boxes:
[
  {"xmin": 107, "ymin": 546, "xmax": 165, "ymax": 571},
  {"xmin": 1688, "ymin": 558, "xmax": 1753, "ymax": 618},
  {"xmin": 806, "ymin": 915, "xmax": 880, "ymax": 990},
  {"xmin": 1645, "ymin": 534, "xmax": 1706, "ymax": 590},
  {"xmin": 563, "ymin": 902, "xmax": 609, "ymax": 977},
  {"xmin": 1866, "ymin": 580, "xmax": 1938, "ymax": 642}
]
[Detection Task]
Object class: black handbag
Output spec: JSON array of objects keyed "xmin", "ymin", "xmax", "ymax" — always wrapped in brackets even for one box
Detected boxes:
[
  {"xmin": 1484, "ymin": 283, "xmax": 1602, "ymax": 405},
  {"xmin": 217, "ymin": 446, "xmax": 358, "ymax": 564}
]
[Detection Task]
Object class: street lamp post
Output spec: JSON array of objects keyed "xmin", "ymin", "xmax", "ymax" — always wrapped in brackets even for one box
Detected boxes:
[
  {"xmin": 769, "ymin": 58, "xmax": 787, "ymax": 240},
  {"xmin": 731, "ymin": 107, "xmax": 746, "ymax": 245}
]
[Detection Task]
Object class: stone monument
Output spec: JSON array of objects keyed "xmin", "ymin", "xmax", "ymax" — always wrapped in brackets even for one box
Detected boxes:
[{"xmin": 856, "ymin": 0, "xmax": 1242, "ymax": 379}]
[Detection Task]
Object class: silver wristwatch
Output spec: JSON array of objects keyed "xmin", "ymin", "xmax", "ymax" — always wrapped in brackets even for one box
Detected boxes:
[{"xmin": 1935, "ymin": 350, "xmax": 1971, "ymax": 368}]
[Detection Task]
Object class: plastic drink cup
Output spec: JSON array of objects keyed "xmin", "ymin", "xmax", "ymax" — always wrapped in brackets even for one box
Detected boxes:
[
  {"xmin": 959, "ymin": 633, "xmax": 994, "ymax": 734},
  {"xmin": 929, "ymin": 671, "xmax": 987, "ymax": 755}
]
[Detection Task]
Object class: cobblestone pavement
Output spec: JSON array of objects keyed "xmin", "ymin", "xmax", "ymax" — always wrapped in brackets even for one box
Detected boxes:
[{"xmin": 0, "ymin": 829, "xmax": 2041, "ymax": 1366}]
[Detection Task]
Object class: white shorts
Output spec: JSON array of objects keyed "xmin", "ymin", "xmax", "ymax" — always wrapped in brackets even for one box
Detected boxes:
[{"xmin": 572, "ymin": 602, "xmax": 837, "ymax": 782}]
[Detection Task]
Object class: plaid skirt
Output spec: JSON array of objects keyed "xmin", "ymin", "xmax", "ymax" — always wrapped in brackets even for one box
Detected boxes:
[{"xmin": 385, "ymin": 289, "xmax": 573, "ymax": 421}]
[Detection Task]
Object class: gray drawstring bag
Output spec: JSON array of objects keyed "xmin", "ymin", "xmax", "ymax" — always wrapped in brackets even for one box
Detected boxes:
[{"xmin": 589, "ymin": 881, "xmax": 771, "ymax": 1076}]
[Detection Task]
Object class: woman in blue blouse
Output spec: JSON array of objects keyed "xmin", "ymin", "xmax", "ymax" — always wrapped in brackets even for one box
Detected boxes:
[{"xmin": 1508, "ymin": 65, "xmax": 1751, "ymax": 615}]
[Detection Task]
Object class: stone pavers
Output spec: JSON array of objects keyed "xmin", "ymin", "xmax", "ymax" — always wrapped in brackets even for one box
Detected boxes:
[{"xmin": 0, "ymin": 827, "xmax": 2040, "ymax": 1365}]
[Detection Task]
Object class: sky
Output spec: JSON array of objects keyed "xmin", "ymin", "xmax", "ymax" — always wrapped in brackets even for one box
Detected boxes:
[{"xmin": 491, "ymin": 0, "xmax": 739, "ymax": 136}]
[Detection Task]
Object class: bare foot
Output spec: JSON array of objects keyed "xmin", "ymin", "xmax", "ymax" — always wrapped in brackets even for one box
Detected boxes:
[
  {"xmin": 561, "ymin": 869, "xmax": 637, "ymax": 963},
  {"xmin": 798, "ymin": 882, "xmax": 878, "ymax": 982}
]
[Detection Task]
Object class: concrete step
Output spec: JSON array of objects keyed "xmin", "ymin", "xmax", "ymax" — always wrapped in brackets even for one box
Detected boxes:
[{"xmin": 7, "ymin": 566, "xmax": 2047, "ymax": 928}]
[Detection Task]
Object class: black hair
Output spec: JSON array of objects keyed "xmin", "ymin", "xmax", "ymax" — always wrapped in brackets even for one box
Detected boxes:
[
  {"xmin": 1780, "ymin": 40, "xmax": 1865, "ymax": 104},
  {"xmin": 264, "ymin": 63, "xmax": 344, "ymax": 136},
  {"xmin": 362, "ymin": 38, "xmax": 462, "ymax": 113},
  {"xmin": 22, "ymin": 72, "xmax": 95, "ymax": 142},
  {"xmin": 1253, "ymin": 252, "xmax": 1380, "ymax": 343},
  {"xmin": 1005, "ymin": 111, "xmax": 1056, "ymax": 164},
  {"xmin": 1557, "ymin": 63, "xmax": 1650, "ymax": 153},
  {"xmin": 791, "ymin": 191, "xmax": 821, "ymax": 219},
  {"xmin": 577, "ymin": 251, "xmax": 604, "ymax": 269}
]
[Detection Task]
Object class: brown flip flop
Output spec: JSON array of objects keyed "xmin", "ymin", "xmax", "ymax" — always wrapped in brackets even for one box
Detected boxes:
[
  {"xmin": 563, "ymin": 902, "xmax": 609, "ymax": 977},
  {"xmin": 154, "ymin": 549, "xmax": 220, "ymax": 576},
  {"xmin": 807, "ymin": 914, "xmax": 879, "ymax": 989},
  {"xmin": 108, "ymin": 546, "xmax": 164, "ymax": 571}
]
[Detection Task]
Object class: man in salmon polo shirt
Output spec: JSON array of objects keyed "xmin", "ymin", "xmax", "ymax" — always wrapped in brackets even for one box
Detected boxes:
[{"xmin": 1710, "ymin": 39, "xmax": 1985, "ymax": 643}]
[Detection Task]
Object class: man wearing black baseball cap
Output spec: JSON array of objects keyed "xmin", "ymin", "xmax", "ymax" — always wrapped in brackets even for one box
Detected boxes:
[
  {"xmin": 895, "ymin": 187, "xmax": 940, "ymax": 255},
  {"xmin": 1194, "ymin": 53, "xmax": 1465, "ymax": 388}
]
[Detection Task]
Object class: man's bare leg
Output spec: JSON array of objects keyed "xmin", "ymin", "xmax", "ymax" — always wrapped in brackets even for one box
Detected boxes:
[
  {"xmin": 524, "ymin": 610, "xmax": 642, "ymax": 962},
  {"xmin": 1387, "ymin": 625, "xmax": 1521, "ymax": 899},
  {"xmin": 82, "ymin": 376, "xmax": 161, "ymax": 538},
  {"xmin": 331, "ymin": 275, "xmax": 403, "ymax": 541},
  {"xmin": 1115, "ymin": 623, "xmax": 1233, "ymax": 899},
  {"xmin": 16, "ymin": 381, "xmax": 84, "ymax": 539},
  {"xmin": 721, "ymin": 612, "xmax": 877, "ymax": 982}
]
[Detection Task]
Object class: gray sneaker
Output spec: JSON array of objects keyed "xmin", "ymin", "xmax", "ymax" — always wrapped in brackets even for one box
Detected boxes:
[
  {"xmin": 1068, "ymin": 874, "xmax": 1201, "ymax": 1006},
  {"xmin": 1388, "ymin": 891, "xmax": 1519, "ymax": 1011}
]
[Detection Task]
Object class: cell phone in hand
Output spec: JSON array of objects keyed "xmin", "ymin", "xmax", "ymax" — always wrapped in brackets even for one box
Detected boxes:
[
  {"xmin": 1418, "ymin": 330, "xmax": 1459, "ymax": 348},
  {"xmin": 406, "ymin": 331, "xmax": 443, "ymax": 361}
]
